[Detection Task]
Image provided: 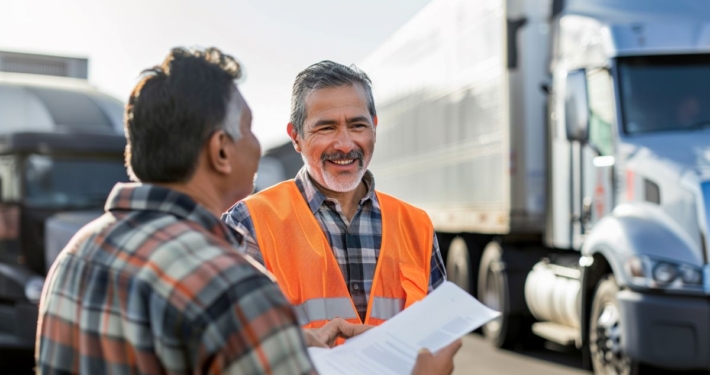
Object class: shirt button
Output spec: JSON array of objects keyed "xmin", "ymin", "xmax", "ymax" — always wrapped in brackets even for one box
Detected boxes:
[{"xmin": 352, "ymin": 283, "xmax": 360, "ymax": 291}]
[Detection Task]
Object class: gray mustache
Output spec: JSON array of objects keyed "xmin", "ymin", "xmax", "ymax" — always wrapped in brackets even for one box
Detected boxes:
[{"xmin": 321, "ymin": 150, "xmax": 364, "ymax": 163}]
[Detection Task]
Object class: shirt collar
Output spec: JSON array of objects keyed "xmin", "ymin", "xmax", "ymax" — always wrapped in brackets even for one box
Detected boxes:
[
  {"xmin": 294, "ymin": 166, "xmax": 377, "ymax": 214},
  {"xmin": 105, "ymin": 182, "xmax": 245, "ymax": 249}
]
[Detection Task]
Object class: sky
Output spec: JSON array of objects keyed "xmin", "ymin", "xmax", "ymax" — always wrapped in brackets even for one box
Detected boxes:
[{"xmin": 0, "ymin": 0, "xmax": 431, "ymax": 149}]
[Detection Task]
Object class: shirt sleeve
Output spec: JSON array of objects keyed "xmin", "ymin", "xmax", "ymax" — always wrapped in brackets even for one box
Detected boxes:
[
  {"xmin": 194, "ymin": 268, "xmax": 317, "ymax": 375},
  {"xmin": 428, "ymin": 230, "xmax": 447, "ymax": 292},
  {"xmin": 222, "ymin": 202, "xmax": 265, "ymax": 266}
]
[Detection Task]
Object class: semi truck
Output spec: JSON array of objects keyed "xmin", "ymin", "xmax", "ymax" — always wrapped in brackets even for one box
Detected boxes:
[
  {"xmin": 363, "ymin": 0, "xmax": 710, "ymax": 373},
  {"xmin": 0, "ymin": 51, "xmax": 128, "ymax": 349},
  {"xmin": 254, "ymin": 142, "xmax": 303, "ymax": 193}
]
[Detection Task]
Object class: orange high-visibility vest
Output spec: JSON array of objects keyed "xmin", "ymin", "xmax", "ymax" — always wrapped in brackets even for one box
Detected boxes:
[{"xmin": 243, "ymin": 180, "xmax": 433, "ymax": 328}]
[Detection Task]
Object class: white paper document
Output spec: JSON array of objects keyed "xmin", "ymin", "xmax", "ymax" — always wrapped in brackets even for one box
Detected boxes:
[{"xmin": 308, "ymin": 281, "xmax": 500, "ymax": 375}]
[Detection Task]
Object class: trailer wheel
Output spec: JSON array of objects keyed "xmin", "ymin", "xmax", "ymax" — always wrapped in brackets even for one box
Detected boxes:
[
  {"xmin": 589, "ymin": 275, "xmax": 640, "ymax": 375},
  {"xmin": 478, "ymin": 241, "xmax": 523, "ymax": 349},
  {"xmin": 446, "ymin": 237, "xmax": 472, "ymax": 294}
]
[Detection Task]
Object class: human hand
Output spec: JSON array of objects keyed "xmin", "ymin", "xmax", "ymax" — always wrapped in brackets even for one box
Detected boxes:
[
  {"xmin": 411, "ymin": 339, "xmax": 463, "ymax": 375},
  {"xmin": 303, "ymin": 318, "xmax": 374, "ymax": 348},
  {"xmin": 303, "ymin": 329, "xmax": 329, "ymax": 348}
]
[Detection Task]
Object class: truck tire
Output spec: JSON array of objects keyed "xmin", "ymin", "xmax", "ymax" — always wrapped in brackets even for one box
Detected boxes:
[
  {"xmin": 478, "ymin": 241, "xmax": 524, "ymax": 349},
  {"xmin": 589, "ymin": 275, "xmax": 641, "ymax": 375},
  {"xmin": 446, "ymin": 237, "xmax": 473, "ymax": 294}
]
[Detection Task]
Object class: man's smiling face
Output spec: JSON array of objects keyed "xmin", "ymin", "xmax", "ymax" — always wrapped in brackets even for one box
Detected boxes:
[{"xmin": 291, "ymin": 83, "xmax": 377, "ymax": 193}]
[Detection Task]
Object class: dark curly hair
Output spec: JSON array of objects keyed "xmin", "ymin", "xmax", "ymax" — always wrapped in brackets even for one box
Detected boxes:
[{"xmin": 124, "ymin": 47, "xmax": 242, "ymax": 183}]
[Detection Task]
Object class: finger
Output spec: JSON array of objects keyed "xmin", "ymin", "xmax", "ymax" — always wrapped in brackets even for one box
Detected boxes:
[
  {"xmin": 310, "ymin": 339, "xmax": 328, "ymax": 348},
  {"xmin": 415, "ymin": 347, "xmax": 433, "ymax": 362},
  {"xmin": 349, "ymin": 323, "xmax": 374, "ymax": 337},
  {"xmin": 303, "ymin": 330, "xmax": 328, "ymax": 348},
  {"xmin": 337, "ymin": 322, "xmax": 374, "ymax": 338},
  {"xmin": 436, "ymin": 342, "xmax": 460, "ymax": 375},
  {"xmin": 436, "ymin": 339, "xmax": 463, "ymax": 358},
  {"xmin": 316, "ymin": 320, "xmax": 340, "ymax": 345}
]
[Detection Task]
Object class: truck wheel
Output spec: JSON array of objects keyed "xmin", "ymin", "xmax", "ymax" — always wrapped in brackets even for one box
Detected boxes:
[
  {"xmin": 589, "ymin": 275, "xmax": 640, "ymax": 375},
  {"xmin": 478, "ymin": 241, "xmax": 522, "ymax": 349},
  {"xmin": 446, "ymin": 237, "xmax": 472, "ymax": 294}
]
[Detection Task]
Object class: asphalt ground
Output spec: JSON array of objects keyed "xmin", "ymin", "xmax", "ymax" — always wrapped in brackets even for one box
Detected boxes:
[
  {"xmin": 453, "ymin": 334, "xmax": 588, "ymax": 375},
  {"xmin": 454, "ymin": 333, "xmax": 710, "ymax": 375},
  {"xmin": 5, "ymin": 333, "xmax": 709, "ymax": 374}
]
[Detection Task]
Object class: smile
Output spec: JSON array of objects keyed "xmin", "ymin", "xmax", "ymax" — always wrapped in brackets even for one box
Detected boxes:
[{"xmin": 330, "ymin": 159, "xmax": 355, "ymax": 165}]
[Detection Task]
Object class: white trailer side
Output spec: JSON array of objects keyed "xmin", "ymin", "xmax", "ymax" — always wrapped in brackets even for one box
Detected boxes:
[{"xmin": 363, "ymin": 0, "xmax": 550, "ymax": 235}]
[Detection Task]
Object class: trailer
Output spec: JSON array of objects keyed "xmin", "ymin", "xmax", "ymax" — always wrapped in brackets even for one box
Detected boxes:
[{"xmin": 363, "ymin": 0, "xmax": 710, "ymax": 373}]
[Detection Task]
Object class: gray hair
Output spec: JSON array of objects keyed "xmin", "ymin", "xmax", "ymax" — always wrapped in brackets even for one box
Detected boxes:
[
  {"xmin": 221, "ymin": 86, "xmax": 243, "ymax": 141},
  {"xmin": 290, "ymin": 60, "xmax": 376, "ymax": 136}
]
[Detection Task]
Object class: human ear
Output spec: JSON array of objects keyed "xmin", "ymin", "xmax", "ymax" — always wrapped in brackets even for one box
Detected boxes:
[
  {"xmin": 207, "ymin": 130, "xmax": 232, "ymax": 175},
  {"xmin": 287, "ymin": 122, "xmax": 302, "ymax": 153}
]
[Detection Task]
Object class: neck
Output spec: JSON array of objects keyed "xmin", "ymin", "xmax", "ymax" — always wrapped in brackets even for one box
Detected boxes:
[
  {"xmin": 157, "ymin": 178, "xmax": 226, "ymax": 218},
  {"xmin": 310, "ymin": 176, "xmax": 367, "ymax": 221}
]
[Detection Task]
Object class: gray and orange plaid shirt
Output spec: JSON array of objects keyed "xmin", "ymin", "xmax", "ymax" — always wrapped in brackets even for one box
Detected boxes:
[{"xmin": 36, "ymin": 183, "xmax": 315, "ymax": 375}]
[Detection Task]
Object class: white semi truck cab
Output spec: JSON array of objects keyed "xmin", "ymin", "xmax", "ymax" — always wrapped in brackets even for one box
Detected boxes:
[
  {"xmin": 364, "ymin": 0, "xmax": 710, "ymax": 372},
  {"xmin": 545, "ymin": 1, "xmax": 710, "ymax": 372}
]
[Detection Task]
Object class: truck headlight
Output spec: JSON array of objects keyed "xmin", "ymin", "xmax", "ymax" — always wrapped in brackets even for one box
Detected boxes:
[
  {"xmin": 679, "ymin": 265, "xmax": 703, "ymax": 284},
  {"xmin": 652, "ymin": 262, "xmax": 678, "ymax": 284},
  {"xmin": 625, "ymin": 255, "xmax": 703, "ymax": 291},
  {"xmin": 25, "ymin": 277, "xmax": 44, "ymax": 304}
]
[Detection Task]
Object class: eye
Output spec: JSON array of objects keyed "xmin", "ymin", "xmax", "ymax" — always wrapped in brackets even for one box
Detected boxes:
[{"xmin": 317, "ymin": 126, "xmax": 335, "ymax": 133}]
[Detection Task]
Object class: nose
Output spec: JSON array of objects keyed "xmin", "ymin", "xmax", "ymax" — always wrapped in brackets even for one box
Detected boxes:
[{"xmin": 332, "ymin": 128, "xmax": 355, "ymax": 153}]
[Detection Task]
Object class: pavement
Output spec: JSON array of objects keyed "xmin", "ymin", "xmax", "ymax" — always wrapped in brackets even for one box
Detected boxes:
[{"xmin": 453, "ymin": 334, "xmax": 588, "ymax": 375}]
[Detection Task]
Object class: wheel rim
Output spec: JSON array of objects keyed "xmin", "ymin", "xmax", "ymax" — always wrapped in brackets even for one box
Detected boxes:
[
  {"xmin": 450, "ymin": 255, "xmax": 469, "ymax": 292},
  {"xmin": 482, "ymin": 266, "xmax": 502, "ymax": 333},
  {"xmin": 591, "ymin": 302, "xmax": 631, "ymax": 375},
  {"xmin": 447, "ymin": 239, "xmax": 471, "ymax": 293}
]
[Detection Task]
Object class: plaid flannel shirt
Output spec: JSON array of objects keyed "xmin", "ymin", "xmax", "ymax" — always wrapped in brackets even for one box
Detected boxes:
[
  {"xmin": 222, "ymin": 167, "xmax": 447, "ymax": 321},
  {"xmin": 36, "ymin": 183, "xmax": 315, "ymax": 375}
]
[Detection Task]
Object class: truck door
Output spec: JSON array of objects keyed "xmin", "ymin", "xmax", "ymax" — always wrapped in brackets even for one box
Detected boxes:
[
  {"xmin": 0, "ymin": 156, "xmax": 22, "ymax": 266},
  {"xmin": 579, "ymin": 68, "xmax": 616, "ymax": 240}
]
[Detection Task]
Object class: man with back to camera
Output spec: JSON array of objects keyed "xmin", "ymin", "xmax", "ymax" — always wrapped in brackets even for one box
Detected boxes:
[
  {"xmin": 223, "ymin": 61, "xmax": 447, "ymax": 331},
  {"xmin": 36, "ymin": 47, "xmax": 460, "ymax": 375}
]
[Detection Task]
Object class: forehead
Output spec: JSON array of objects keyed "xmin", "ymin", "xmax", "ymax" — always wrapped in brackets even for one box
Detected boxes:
[{"xmin": 304, "ymin": 84, "xmax": 370, "ymax": 121}]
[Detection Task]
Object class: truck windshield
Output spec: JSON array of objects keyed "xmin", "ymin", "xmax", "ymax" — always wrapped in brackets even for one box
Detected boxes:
[
  {"xmin": 618, "ymin": 54, "xmax": 710, "ymax": 134},
  {"xmin": 24, "ymin": 155, "xmax": 128, "ymax": 208}
]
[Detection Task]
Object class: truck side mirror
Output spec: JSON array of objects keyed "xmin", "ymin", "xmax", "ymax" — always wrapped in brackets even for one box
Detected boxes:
[{"xmin": 565, "ymin": 70, "xmax": 590, "ymax": 142}]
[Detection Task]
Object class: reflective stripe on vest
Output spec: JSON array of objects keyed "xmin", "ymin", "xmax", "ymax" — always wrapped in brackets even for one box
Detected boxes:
[
  {"xmin": 293, "ymin": 297, "xmax": 359, "ymax": 325},
  {"xmin": 370, "ymin": 297, "xmax": 405, "ymax": 321}
]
